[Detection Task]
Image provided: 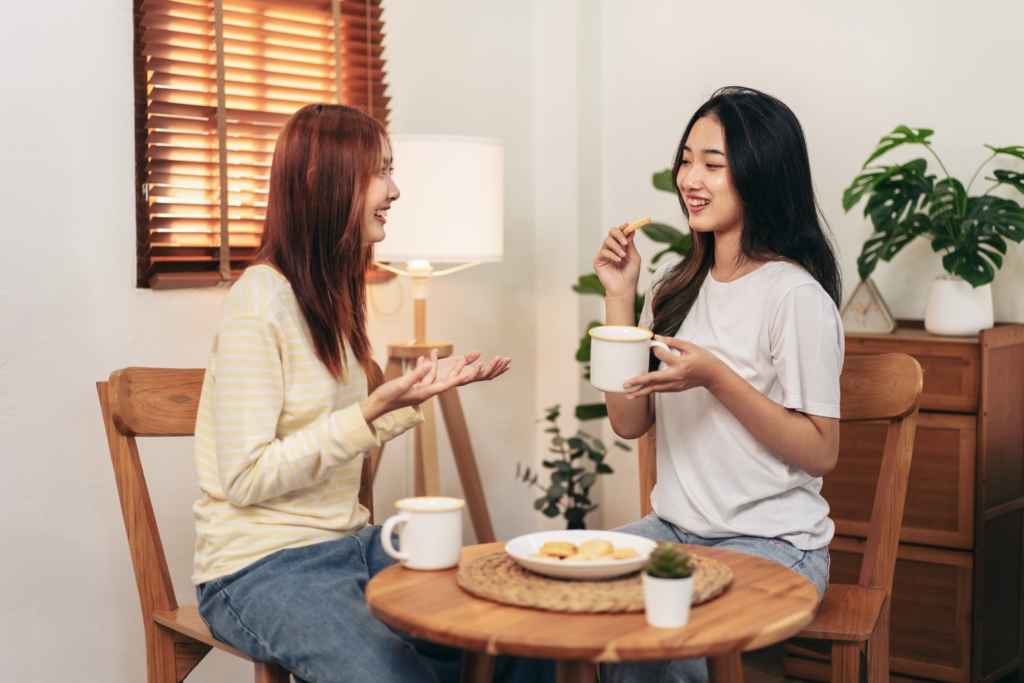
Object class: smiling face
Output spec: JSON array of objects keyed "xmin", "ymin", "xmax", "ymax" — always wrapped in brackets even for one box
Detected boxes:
[
  {"xmin": 362, "ymin": 138, "xmax": 400, "ymax": 245},
  {"xmin": 676, "ymin": 116, "xmax": 744, "ymax": 240}
]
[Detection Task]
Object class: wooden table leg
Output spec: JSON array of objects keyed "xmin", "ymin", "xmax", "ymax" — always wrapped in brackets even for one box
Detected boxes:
[
  {"xmin": 707, "ymin": 651, "xmax": 744, "ymax": 683},
  {"xmin": 370, "ymin": 358, "xmax": 404, "ymax": 483},
  {"xmin": 556, "ymin": 659, "xmax": 597, "ymax": 683},
  {"xmin": 414, "ymin": 395, "xmax": 441, "ymax": 496},
  {"xmin": 461, "ymin": 651, "xmax": 496, "ymax": 683},
  {"xmin": 437, "ymin": 388, "xmax": 496, "ymax": 543}
]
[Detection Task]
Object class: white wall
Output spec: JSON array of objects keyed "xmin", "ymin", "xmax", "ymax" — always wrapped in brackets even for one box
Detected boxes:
[
  {"xmin": 0, "ymin": 0, "xmax": 231, "ymax": 680},
  {"xmin": 2, "ymin": 1, "xmax": 1023, "ymax": 681}
]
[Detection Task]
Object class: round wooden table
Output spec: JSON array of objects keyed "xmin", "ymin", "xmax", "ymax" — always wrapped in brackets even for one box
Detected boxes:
[{"xmin": 366, "ymin": 542, "xmax": 819, "ymax": 683}]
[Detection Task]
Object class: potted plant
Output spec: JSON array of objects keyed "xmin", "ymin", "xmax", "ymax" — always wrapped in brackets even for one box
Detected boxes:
[
  {"xmin": 642, "ymin": 543, "xmax": 694, "ymax": 628},
  {"xmin": 843, "ymin": 126, "xmax": 1024, "ymax": 335},
  {"xmin": 515, "ymin": 405, "xmax": 626, "ymax": 529}
]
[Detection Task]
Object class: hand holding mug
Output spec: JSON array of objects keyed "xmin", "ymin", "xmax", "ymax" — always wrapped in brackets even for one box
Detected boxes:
[
  {"xmin": 623, "ymin": 336, "xmax": 727, "ymax": 399},
  {"xmin": 589, "ymin": 326, "xmax": 677, "ymax": 394}
]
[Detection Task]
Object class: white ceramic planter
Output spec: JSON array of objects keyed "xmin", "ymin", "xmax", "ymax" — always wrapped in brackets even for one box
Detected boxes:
[
  {"xmin": 924, "ymin": 277, "xmax": 994, "ymax": 336},
  {"xmin": 642, "ymin": 573, "xmax": 694, "ymax": 628}
]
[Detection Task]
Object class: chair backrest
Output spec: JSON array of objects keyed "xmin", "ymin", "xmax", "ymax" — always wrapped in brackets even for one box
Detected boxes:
[
  {"xmin": 98, "ymin": 365, "xmax": 382, "ymax": 626},
  {"xmin": 637, "ymin": 353, "xmax": 923, "ymax": 594}
]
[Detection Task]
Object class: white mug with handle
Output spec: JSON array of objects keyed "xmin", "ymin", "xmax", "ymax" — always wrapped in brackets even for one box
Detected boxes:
[
  {"xmin": 588, "ymin": 325, "xmax": 674, "ymax": 394},
  {"xmin": 380, "ymin": 496, "xmax": 466, "ymax": 570}
]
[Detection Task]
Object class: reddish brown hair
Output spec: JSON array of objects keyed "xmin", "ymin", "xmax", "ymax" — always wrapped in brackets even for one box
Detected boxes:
[{"xmin": 256, "ymin": 104, "xmax": 387, "ymax": 381}]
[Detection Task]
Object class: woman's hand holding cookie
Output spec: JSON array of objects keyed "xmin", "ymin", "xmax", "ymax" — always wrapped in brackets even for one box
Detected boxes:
[{"xmin": 594, "ymin": 223, "xmax": 642, "ymax": 300}]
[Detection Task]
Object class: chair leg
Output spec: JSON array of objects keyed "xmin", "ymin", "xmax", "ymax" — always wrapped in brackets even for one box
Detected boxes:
[
  {"xmin": 866, "ymin": 601, "xmax": 890, "ymax": 683},
  {"xmin": 254, "ymin": 661, "xmax": 291, "ymax": 683},
  {"xmin": 831, "ymin": 641, "xmax": 861, "ymax": 683},
  {"xmin": 148, "ymin": 625, "xmax": 179, "ymax": 683}
]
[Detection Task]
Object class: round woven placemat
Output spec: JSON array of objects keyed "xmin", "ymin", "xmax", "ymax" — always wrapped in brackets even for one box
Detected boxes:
[{"xmin": 456, "ymin": 552, "xmax": 733, "ymax": 613}]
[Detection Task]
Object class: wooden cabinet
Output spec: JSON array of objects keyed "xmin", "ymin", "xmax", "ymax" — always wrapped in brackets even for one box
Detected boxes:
[{"xmin": 785, "ymin": 322, "xmax": 1024, "ymax": 683}]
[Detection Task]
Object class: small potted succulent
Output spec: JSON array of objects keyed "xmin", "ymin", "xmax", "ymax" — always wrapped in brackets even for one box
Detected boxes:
[{"xmin": 642, "ymin": 543, "xmax": 694, "ymax": 628}]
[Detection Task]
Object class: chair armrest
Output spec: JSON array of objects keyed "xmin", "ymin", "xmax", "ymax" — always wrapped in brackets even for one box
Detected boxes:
[{"xmin": 796, "ymin": 584, "xmax": 887, "ymax": 642}]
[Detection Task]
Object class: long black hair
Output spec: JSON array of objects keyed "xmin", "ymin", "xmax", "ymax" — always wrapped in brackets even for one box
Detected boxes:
[{"xmin": 650, "ymin": 87, "xmax": 842, "ymax": 340}]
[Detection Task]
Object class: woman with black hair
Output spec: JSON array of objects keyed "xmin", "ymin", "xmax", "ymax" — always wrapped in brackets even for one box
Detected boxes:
[{"xmin": 595, "ymin": 87, "xmax": 843, "ymax": 683}]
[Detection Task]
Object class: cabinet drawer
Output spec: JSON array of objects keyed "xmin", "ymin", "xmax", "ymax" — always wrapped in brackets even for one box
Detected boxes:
[
  {"xmin": 832, "ymin": 537, "xmax": 972, "ymax": 683},
  {"xmin": 846, "ymin": 337, "xmax": 979, "ymax": 412},
  {"xmin": 824, "ymin": 412, "xmax": 976, "ymax": 549}
]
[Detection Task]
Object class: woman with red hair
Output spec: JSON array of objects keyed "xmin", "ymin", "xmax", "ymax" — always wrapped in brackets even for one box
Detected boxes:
[{"xmin": 190, "ymin": 104, "xmax": 511, "ymax": 683}]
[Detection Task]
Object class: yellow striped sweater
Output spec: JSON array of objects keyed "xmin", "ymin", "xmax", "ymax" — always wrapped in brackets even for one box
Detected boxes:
[{"xmin": 192, "ymin": 264, "xmax": 422, "ymax": 585}]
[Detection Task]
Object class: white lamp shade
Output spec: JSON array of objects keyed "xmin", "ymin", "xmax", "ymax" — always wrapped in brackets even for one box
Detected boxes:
[{"xmin": 375, "ymin": 135, "xmax": 504, "ymax": 263}]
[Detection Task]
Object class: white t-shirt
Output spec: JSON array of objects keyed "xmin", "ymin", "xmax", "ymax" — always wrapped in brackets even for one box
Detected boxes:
[{"xmin": 638, "ymin": 258, "xmax": 844, "ymax": 550}]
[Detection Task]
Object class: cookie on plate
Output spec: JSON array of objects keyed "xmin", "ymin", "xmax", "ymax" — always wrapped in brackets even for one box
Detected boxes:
[
  {"xmin": 563, "ymin": 553, "xmax": 600, "ymax": 562},
  {"xmin": 577, "ymin": 539, "xmax": 614, "ymax": 557},
  {"xmin": 539, "ymin": 541, "xmax": 576, "ymax": 558}
]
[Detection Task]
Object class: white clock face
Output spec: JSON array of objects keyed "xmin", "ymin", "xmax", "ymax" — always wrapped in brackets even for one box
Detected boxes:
[{"xmin": 841, "ymin": 282, "xmax": 895, "ymax": 333}]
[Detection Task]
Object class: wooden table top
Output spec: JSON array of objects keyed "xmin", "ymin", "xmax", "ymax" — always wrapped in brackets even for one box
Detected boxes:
[{"xmin": 365, "ymin": 542, "xmax": 819, "ymax": 663}]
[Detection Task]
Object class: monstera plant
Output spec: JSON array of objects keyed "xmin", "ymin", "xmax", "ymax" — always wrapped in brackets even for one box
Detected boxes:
[{"xmin": 844, "ymin": 126, "xmax": 1024, "ymax": 287}]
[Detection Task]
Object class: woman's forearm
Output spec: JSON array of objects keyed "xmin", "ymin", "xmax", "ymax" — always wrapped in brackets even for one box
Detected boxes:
[{"xmin": 707, "ymin": 367, "xmax": 839, "ymax": 477}]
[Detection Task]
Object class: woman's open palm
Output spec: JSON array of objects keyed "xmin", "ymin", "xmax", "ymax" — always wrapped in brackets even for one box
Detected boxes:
[{"xmin": 361, "ymin": 350, "xmax": 511, "ymax": 423}]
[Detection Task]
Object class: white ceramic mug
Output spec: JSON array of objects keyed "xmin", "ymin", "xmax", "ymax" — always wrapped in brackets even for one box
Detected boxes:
[
  {"xmin": 588, "ymin": 325, "xmax": 672, "ymax": 393},
  {"xmin": 380, "ymin": 496, "xmax": 465, "ymax": 570}
]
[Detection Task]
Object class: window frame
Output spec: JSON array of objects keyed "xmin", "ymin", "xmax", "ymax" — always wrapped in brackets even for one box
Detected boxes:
[{"xmin": 132, "ymin": 0, "xmax": 392, "ymax": 289}]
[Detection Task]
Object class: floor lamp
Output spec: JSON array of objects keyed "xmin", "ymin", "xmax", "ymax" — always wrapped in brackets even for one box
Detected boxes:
[{"xmin": 372, "ymin": 135, "xmax": 504, "ymax": 544}]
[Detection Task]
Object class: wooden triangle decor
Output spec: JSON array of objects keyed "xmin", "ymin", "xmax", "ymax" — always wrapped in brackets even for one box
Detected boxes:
[{"xmin": 840, "ymin": 278, "xmax": 896, "ymax": 334}]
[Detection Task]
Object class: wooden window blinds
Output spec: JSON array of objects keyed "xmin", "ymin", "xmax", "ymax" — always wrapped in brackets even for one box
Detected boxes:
[{"xmin": 132, "ymin": 0, "xmax": 389, "ymax": 289}]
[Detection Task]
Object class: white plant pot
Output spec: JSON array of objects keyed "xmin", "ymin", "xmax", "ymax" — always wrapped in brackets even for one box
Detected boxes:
[
  {"xmin": 924, "ymin": 277, "xmax": 994, "ymax": 336},
  {"xmin": 642, "ymin": 573, "xmax": 694, "ymax": 628}
]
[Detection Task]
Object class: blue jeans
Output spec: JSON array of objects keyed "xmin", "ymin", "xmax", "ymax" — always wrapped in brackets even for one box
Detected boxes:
[
  {"xmin": 603, "ymin": 513, "xmax": 830, "ymax": 683},
  {"xmin": 196, "ymin": 525, "xmax": 554, "ymax": 683}
]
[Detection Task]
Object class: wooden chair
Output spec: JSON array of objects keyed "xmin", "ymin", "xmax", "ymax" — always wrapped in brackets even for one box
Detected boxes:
[
  {"xmin": 637, "ymin": 353, "xmax": 923, "ymax": 683},
  {"xmin": 98, "ymin": 364, "xmax": 384, "ymax": 683}
]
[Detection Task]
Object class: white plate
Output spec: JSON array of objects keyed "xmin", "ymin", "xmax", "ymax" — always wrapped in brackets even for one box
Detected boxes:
[{"xmin": 505, "ymin": 529, "xmax": 656, "ymax": 580}]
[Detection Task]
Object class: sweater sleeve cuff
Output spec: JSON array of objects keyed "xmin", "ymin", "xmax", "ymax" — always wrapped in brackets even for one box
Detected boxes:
[
  {"xmin": 323, "ymin": 403, "xmax": 382, "ymax": 465},
  {"xmin": 372, "ymin": 405, "xmax": 424, "ymax": 443}
]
